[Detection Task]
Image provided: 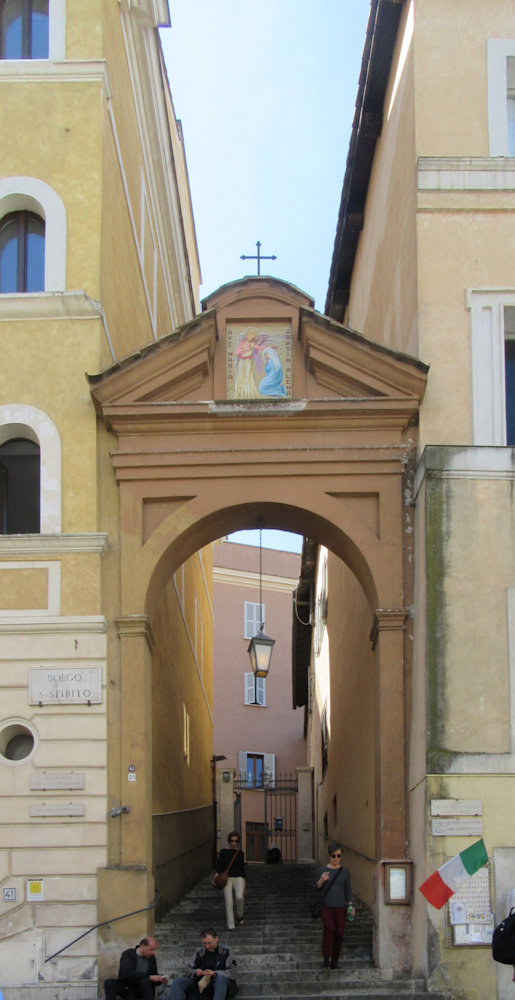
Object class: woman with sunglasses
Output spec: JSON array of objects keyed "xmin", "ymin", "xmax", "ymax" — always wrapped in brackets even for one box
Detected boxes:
[
  {"xmin": 215, "ymin": 831, "xmax": 246, "ymax": 931},
  {"xmin": 314, "ymin": 842, "xmax": 355, "ymax": 969}
]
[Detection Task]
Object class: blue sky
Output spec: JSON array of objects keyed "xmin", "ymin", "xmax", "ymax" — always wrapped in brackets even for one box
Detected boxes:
[
  {"xmin": 160, "ymin": 3, "xmax": 371, "ymax": 552},
  {"xmin": 160, "ymin": 1, "xmax": 371, "ymax": 313}
]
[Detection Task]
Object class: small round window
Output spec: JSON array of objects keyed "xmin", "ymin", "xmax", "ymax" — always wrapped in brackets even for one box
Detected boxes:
[{"xmin": 0, "ymin": 722, "xmax": 36, "ymax": 762}]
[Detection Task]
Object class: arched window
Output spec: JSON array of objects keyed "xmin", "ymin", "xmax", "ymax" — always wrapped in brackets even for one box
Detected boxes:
[
  {"xmin": 0, "ymin": 210, "xmax": 45, "ymax": 292},
  {"xmin": 0, "ymin": 0, "xmax": 49, "ymax": 59},
  {"xmin": 0, "ymin": 437, "xmax": 40, "ymax": 533}
]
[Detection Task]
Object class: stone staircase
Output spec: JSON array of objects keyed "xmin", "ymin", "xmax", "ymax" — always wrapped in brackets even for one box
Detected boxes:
[{"xmin": 156, "ymin": 863, "xmax": 451, "ymax": 1000}]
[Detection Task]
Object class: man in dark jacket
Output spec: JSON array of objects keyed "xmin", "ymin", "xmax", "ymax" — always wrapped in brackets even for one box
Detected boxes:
[
  {"xmin": 104, "ymin": 937, "xmax": 169, "ymax": 999},
  {"xmin": 169, "ymin": 928, "xmax": 237, "ymax": 1000}
]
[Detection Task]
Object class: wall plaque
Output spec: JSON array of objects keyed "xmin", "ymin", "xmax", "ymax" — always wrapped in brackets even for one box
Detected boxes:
[
  {"xmin": 431, "ymin": 799, "xmax": 482, "ymax": 816},
  {"xmin": 432, "ymin": 817, "xmax": 483, "ymax": 836},
  {"xmin": 30, "ymin": 772, "xmax": 85, "ymax": 791},
  {"xmin": 30, "ymin": 803, "xmax": 85, "ymax": 817},
  {"xmin": 29, "ymin": 666, "xmax": 102, "ymax": 704}
]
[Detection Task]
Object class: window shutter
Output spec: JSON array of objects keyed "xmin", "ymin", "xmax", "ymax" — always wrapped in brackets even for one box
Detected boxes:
[
  {"xmin": 238, "ymin": 750, "xmax": 247, "ymax": 780},
  {"xmin": 244, "ymin": 673, "xmax": 255, "ymax": 704},
  {"xmin": 256, "ymin": 676, "xmax": 266, "ymax": 706},
  {"xmin": 244, "ymin": 601, "xmax": 265, "ymax": 639},
  {"xmin": 264, "ymin": 752, "xmax": 275, "ymax": 787}
]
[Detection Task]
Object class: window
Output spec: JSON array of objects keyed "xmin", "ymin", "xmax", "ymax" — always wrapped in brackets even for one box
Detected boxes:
[
  {"xmin": 244, "ymin": 672, "xmax": 266, "ymax": 706},
  {"xmin": 0, "ymin": 407, "xmax": 61, "ymax": 533},
  {"xmin": 0, "ymin": 437, "xmax": 40, "ymax": 533},
  {"xmin": 468, "ymin": 290, "xmax": 515, "ymax": 446},
  {"xmin": 509, "ymin": 58, "xmax": 515, "ymax": 155},
  {"xmin": 487, "ymin": 40, "xmax": 515, "ymax": 156},
  {"xmin": 0, "ymin": 210, "xmax": 45, "ymax": 292},
  {"xmin": 0, "ymin": 0, "xmax": 49, "ymax": 59},
  {"xmin": 244, "ymin": 600, "xmax": 265, "ymax": 639},
  {"xmin": 246, "ymin": 753, "xmax": 264, "ymax": 788},
  {"xmin": 183, "ymin": 704, "xmax": 190, "ymax": 763},
  {"xmin": 238, "ymin": 750, "xmax": 275, "ymax": 788},
  {"xmin": 505, "ymin": 308, "xmax": 515, "ymax": 445},
  {"xmin": 321, "ymin": 704, "xmax": 328, "ymax": 776},
  {"xmin": 315, "ymin": 551, "xmax": 328, "ymax": 655}
]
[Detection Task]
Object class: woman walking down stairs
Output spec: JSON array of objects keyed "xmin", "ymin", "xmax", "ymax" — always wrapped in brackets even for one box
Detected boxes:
[{"xmin": 156, "ymin": 864, "xmax": 451, "ymax": 1000}]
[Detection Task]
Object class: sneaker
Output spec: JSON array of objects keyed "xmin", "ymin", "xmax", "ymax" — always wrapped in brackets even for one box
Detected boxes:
[
  {"xmin": 237, "ymin": 917, "xmax": 245, "ymax": 925},
  {"xmin": 322, "ymin": 957, "xmax": 330, "ymax": 969}
]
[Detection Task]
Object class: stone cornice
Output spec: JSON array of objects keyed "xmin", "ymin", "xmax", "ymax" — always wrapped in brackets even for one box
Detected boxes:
[
  {"xmin": 0, "ymin": 59, "xmax": 112, "ymax": 97},
  {"xmin": 0, "ymin": 534, "xmax": 110, "ymax": 557},
  {"xmin": 370, "ymin": 608, "xmax": 409, "ymax": 649},
  {"xmin": 414, "ymin": 446, "xmax": 515, "ymax": 498},
  {"xmin": 115, "ymin": 614, "xmax": 156, "ymax": 653},
  {"xmin": 213, "ymin": 566, "xmax": 298, "ymax": 593},
  {"xmin": 0, "ymin": 292, "xmax": 104, "ymax": 322},
  {"xmin": 0, "ymin": 615, "xmax": 107, "ymax": 633},
  {"xmin": 418, "ymin": 156, "xmax": 515, "ymax": 191}
]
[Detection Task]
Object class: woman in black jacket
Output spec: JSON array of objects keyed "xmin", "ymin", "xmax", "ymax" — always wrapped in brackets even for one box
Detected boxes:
[
  {"xmin": 216, "ymin": 831, "xmax": 246, "ymax": 930},
  {"xmin": 314, "ymin": 842, "xmax": 355, "ymax": 969}
]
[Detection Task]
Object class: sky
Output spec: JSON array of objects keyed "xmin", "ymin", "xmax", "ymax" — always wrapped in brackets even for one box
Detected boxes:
[
  {"xmin": 160, "ymin": 0, "xmax": 371, "ymax": 314},
  {"xmin": 160, "ymin": 2, "xmax": 371, "ymax": 552}
]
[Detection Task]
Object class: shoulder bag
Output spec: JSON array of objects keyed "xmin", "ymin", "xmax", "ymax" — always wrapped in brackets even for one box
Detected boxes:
[{"xmin": 212, "ymin": 849, "xmax": 239, "ymax": 889}]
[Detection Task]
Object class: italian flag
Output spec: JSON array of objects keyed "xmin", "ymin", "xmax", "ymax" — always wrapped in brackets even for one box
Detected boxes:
[{"xmin": 418, "ymin": 838, "xmax": 488, "ymax": 909}]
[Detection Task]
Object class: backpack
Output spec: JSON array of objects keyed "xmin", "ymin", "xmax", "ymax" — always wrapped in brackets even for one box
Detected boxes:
[{"xmin": 492, "ymin": 908, "xmax": 515, "ymax": 965}]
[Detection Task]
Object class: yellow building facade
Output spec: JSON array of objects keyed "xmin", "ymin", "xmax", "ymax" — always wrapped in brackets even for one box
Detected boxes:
[{"xmin": 0, "ymin": 3, "xmax": 210, "ymax": 997}]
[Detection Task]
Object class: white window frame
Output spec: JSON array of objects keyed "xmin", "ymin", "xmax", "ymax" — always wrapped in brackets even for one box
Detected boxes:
[
  {"xmin": 244, "ymin": 600, "xmax": 264, "ymax": 639},
  {"xmin": 487, "ymin": 39, "xmax": 515, "ymax": 156},
  {"xmin": 0, "ymin": 177, "xmax": 66, "ymax": 291},
  {"xmin": 244, "ymin": 672, "xmax": 266, "ymax": 706},
  {"xmin": 238, "ymin": 750, "xmax": 275, "ymax": 787},
  {"xmin": 0, "ymin": 404, "xmax": 61, "ymax": 533},
  {"xmin": 467, "ymin": 288, "xmax": 515, "ymax": 446}
]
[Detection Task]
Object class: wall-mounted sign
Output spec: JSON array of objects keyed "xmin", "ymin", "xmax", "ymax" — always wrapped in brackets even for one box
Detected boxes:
[
  {"xmin": 30, "ymin": 771, "xmax": 85, "ymax": 790},
  {"xmin": 30, "ymin": 803, "xmax": 85, "ymax": 817},
  {"xmin": 431, "ymin": 799, "xmax": 482, "ymax": 816},
  {"xmin": 432, "ymin": 818, "xmax": 483, "ymax": 837},
  {"xmin": 29, "ymin": 666, "xmax": 102, "ymax": 704},
  {"xmin": 3, "ymin": 887, "xmax": 17, "ymax": 902},
  {"xmin": 27, "ymin": 879, "xmax": 44, "ymax": 901}
]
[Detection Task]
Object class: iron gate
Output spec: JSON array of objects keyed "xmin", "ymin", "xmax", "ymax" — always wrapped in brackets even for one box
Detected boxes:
[{"xmin": 233, "ymin": 771, "xmax": 298, "ymax": 863}]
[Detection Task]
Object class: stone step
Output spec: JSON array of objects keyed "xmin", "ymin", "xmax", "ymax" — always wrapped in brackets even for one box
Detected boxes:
[{"xmin": 155, "ymin": 864, "xmax": 449, "ymax": 1000}]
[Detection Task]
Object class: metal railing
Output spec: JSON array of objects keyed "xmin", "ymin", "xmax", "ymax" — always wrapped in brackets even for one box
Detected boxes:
[{"xmin": 44, "ymin": 893, "xmax": 161, "ymax": 964}]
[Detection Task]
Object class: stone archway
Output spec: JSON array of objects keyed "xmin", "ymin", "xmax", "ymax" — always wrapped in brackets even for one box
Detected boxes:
[{"xmin": 90, "ymin": 277, "xmax": 427, "ymax": 965}]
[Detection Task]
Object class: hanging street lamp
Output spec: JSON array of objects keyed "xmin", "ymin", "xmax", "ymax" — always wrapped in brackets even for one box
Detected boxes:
[{"xmin": 247, "ymin": 519, "xmax": 275, "ymax": 678}]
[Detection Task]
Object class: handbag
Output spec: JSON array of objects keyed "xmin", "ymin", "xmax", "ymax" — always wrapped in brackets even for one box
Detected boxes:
[
  {"xmin": 211, "ymin": 849, "xmax": 239, "ymax": 890},
  {"xmin": 310, "ymin": 865, "xmax": 343, "ymax": 919}
]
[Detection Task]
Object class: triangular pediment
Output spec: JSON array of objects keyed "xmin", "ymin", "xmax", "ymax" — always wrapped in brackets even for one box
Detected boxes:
[
  {"xmin": 88, "ymin": 279, "xmax": 428, "ymax": 426},
  {"xmin": 88, "ymin": 312, "xmax": 217, "ymax": 411},
  {"xmin": 299, "ymin": 308, "xmax": 428, "ymax": 401}
]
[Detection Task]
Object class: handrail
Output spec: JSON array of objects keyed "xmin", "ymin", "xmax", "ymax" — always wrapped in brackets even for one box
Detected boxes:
[
  {"xmin": 44, "ymin": 893, "xmax": 161, "ymax": 963},
  {"xmin": 154, "ymin": 835, "xmax": 211, "ymax": 870}
]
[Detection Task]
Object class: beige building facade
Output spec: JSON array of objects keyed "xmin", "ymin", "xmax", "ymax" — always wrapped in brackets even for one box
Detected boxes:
[{"xmin": 322, "ymin": 1, "xmax": 515, "ymax": 998}]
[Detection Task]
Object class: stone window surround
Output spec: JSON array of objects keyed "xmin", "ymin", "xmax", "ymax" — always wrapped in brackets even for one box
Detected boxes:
[
  {"xmin": 0, "ymin": 177, "xmax": 66, "ymax": 291},
  {"xmin": 487, "ymin": 38, "xmax": 515, "ymax": 156},
  {"xmin": 466, "ymin": 288, "xmax": 515, "ymax": 449},
  {"xmin": 0, "ymin": 403, "xmax": 61, "ymax": 532}
]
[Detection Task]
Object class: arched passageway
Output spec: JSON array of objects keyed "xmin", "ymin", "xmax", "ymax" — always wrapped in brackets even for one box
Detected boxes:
[{"xmin": 90, "ymin": 277, "xmax": 427, "ymax": 970}]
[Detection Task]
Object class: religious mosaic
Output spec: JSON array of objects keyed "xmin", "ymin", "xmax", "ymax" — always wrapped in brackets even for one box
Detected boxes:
[{"xmin": 226, "ymin": 322, "xmax": 292, "ymax": 400}]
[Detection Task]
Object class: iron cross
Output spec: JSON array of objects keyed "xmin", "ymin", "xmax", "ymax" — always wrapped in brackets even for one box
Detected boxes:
[{"xmin": 240, "ymin": 241, "xmax": 277, "ymax": 276}]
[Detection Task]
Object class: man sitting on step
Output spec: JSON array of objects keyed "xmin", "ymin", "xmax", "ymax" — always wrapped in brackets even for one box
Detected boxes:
[
  {"xmin": 104, "ymin": 936, "xmax": 169, "ymax": 1000},
  {"xmin": 167, "ymin": 927, "xmax": 237, "ymax": 1000}
]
